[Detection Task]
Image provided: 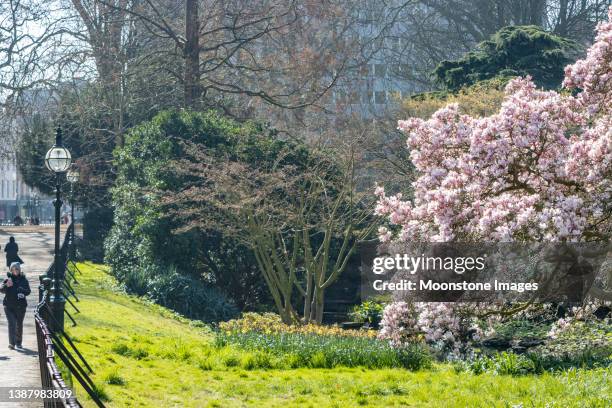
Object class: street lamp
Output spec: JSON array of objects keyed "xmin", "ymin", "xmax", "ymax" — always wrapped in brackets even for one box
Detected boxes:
[
  {"xmin": 66, "ymin": 167, "xmax": 79, "ymax": 184},
  {"xmin": 45, "ymin": 126, "xmax": 72, "ymax": 333},
  {"xmin": 33, "ymin": 194, "xmax": 39, "ymax": 223},
  {"xmin": 45, "ymin": 134, "xmax": 72, "ymax": 173},
  {"xmin": 66, "ymin": 166, "xmax": 80, "ymax": 258}
]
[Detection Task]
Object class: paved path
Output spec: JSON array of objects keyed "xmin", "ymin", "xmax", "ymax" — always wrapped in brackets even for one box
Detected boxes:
[{"xmin": 0, "ymin": 229, "xmax": 57, "ymax": 407}]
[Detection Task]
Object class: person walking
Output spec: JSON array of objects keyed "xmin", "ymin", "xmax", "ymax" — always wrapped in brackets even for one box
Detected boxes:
[
  {"xmin": 4, "ymin": 237, "xmax": 23, "ymax": 268},
  {"xmin": 1, "ymin": 262, "xmax": 30, "ymax": 350},
  {"xmin": 12, "ymin": 215, "xmax": 23, "ymax": 226}
]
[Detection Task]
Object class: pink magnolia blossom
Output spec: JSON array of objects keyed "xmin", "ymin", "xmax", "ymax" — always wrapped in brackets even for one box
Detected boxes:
[
  {"xmin": 377, "ymin": 8, "xmax": 611, "ymax": 244},
  {"xmin": 378, "ymin": 9, "xmax": 612, "ymax": 351},
  {"xmin": 378, "ymin": 302, "xmax": 485, "ymax": 355}
]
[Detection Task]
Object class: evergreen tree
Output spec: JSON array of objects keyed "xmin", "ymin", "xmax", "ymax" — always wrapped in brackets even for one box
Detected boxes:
[{"xmin": 433, "ymin": 26, "xmax": 579, "ymax": 91}]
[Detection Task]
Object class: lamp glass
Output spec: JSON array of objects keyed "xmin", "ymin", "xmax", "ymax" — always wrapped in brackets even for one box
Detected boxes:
[
  {"xmin": 66, "ymin": 168, "xmax": 80, "ymax": 183},
  {"xmin": 45, "ymin": 146, "xmax": 72, "ymax": 173}
]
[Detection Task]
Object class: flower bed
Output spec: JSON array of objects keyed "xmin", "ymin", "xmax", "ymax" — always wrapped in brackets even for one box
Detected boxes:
[
  {"xmin": 219, "ymin": 312, "xmax": 377, "ymax": 338},
  {"xmin": 217, "ymin": 313, "xmax": 431, "ymax": 370}
]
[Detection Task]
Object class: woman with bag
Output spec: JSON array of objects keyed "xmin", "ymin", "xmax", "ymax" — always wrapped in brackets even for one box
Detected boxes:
[{"xmin": 1, "ymin": 262, "xmax": 31, "ymax": 350}]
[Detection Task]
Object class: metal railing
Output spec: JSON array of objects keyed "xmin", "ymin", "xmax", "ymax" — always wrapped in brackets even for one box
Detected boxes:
[
  {"xmin": 34, "ymin": 222, "xmax": 106, "ymax": 408},
  {"xmin": 34, "ymin": 315, "xmax": 80, "ymax": 407}
]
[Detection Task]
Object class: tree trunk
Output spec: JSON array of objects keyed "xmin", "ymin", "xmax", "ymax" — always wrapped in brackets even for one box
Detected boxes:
[
  {"xmin": 71, "ymin": 1, "xmax": 127, "ymax": 147},
  {"xmin": 529, "ymin": 0, "xmax": 546, "ymax": 26},
  {"xmin": 184, "ymin": 0, "xmax": 201, "ymax": 109},
  {"xmin": 558, "ymin": 0, "xmax": 569, "ymax": 37},
  {"xmin": 303, "ymin": 268, "xmax": 313, "ymax": 322},
  {"xmin": 314, "ymin": 286, "xmax": 325, "ymax": 324}
]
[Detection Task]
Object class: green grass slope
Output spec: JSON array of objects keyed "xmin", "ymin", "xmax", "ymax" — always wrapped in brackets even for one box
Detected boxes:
[{"xmin": 66, "ymin": 262, "xmax": 611, "ymax": 407}]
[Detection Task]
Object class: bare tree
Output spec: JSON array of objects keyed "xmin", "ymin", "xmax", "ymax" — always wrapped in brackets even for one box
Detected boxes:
[
  {"xmin": 67, "ymin": 0, "xmax": 144, "ymax": 146},
  {"xmin": 162, "ymin": 140, "xmax": 378, "ymax": 324},
  {"xmin": 546, "ymin": 0, "xmax": 611, "ymax": 40},
  {"xmin": 91, "ymin": 0, "xmax": 356, "ymax": 112},
  {"xmin": 0, "ymin": 0, "xmax": 75, "ymax": 157}
]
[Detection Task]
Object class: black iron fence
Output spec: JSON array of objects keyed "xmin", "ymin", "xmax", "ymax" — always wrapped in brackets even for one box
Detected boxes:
[
  {"xmin": 34, "ymin": 223, "xmax": 106, "ymax": 408},
  {"xmin": 34, "ymin": 315, "xmax": 80, "ymax": 407}
]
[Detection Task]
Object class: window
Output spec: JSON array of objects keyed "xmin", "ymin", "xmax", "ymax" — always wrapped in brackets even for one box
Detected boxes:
[
  {"xmin": 374, "ymin": 64, "xmax": 386, "ymax": 78},
  {"xmin": 359, "ymin": 9, "xmax": 374, "ymax": 24},
  {"xmin": 401, "ymin": 64, "xmax": 413, "ymax": 76},
  {"xmin": 375, "ymin": 91, "xmax": 387, "ymax": 104},
  {"xmin": 359, "ymin": 64, "xmax": 370, "ymax": 76},
  {"xmin": 389, "ymin": 37, "xmax": 401, "ymax": 52},
  {"xmin": 334, "ymin": 90, "xmax": 346, "ymax": 104}
]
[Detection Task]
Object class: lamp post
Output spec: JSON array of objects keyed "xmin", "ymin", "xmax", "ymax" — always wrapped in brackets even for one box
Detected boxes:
[
  {"xmin": 33, "ymin": 194, "xmax": 39, "ymax": 222},
  {"xmin": 45, "ymin": 126, "xmax": 72, "ymax": 333},
  {"xmin": 66, "ymin": 167, "xmax": 79, "ymax": 259}
]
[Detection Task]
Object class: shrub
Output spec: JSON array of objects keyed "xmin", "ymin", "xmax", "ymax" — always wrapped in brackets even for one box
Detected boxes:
[
  {"xmin": 349, "ymin": 300, "xmax": 385, "ymax": 326},
  {"xmin": 146, "ymin": 267, "xmax": 239, "ymax": 323},
  {"xmin": 81, "ymin": 207, "xmax": 114, "ymax": 263},
  {"xmin": 493, "ymin": 352, "xmax": 536, "ymax": 376},
  {"xmin": 433, "ymin": 25, "xmax": 578, "ymax": 91},
  {"xmin": 492, "ymin": 319, "xmax": 551, "ymax": 341},
  {"xmin": 464, "ymin": 353, "xmax": 535, "ymax": 376},
  {"xmin": 466, "ymin": 357, "xmax": 489, "ymax": 375},
  {"xmin": 105, "ymin": 221, "xmax": 239, "ymax": 324},
  {"xmin": 378, "ymin": 302, "xmax": 421, "ymax": 347},
  {"xmin": 465, "ymin": 336, "xmax": 611, "ymax": 376},
  {"xmin": 379, "ymin": 302, "xmax": 484, "ymax": 358},
  {"xmin": 527, "ymin": 319, "xmax": 612, "ymax": 371},
  {"xmin": 402, "ymin": 78, "xmax": 506, "ymax": 120},
  {"xmin": 106, "ymin": 110, "xmax": 314, "ymax": 312},
  {"xmin": 396, "ymin": 343, "xmax": 433, "ymax": 371}
]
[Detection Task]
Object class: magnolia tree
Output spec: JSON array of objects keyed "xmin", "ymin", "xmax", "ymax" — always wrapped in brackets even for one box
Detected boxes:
[
  {"xmin": 379, "ymin": 302, "xmax": 490, "ymax": 358},
  {"xmin": 376, "ymin": 9, "xmax": 611, "ymax": 349}
]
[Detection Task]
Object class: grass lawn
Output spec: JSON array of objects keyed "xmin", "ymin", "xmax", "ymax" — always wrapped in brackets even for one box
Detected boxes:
[{"xmin": 66, "ymin": 262, "xmax": 611, "ymax": 407}]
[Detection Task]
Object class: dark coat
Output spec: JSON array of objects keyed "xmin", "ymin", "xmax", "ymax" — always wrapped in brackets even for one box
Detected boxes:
[
  {"xmin": 4, "ymin": 242, "xmax": 22, "ymax": 267},
  {"xmin": 0, "ymin": 274, "xmax": 30, "ymax": 308}
]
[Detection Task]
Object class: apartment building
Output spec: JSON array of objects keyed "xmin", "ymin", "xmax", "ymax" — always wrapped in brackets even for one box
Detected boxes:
[
  {"xmin": 0, "ymin": 150, "xmax": 47, "ymax": 222},
  {"xmin": 1, "ymin": 90, "xmax": 57, "ymax": 223}
]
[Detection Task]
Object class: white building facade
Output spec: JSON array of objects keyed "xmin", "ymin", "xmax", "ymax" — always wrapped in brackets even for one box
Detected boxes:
[{"xmin": 0, "ymin": 150, "xmax": 52, "ymax": 223}]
